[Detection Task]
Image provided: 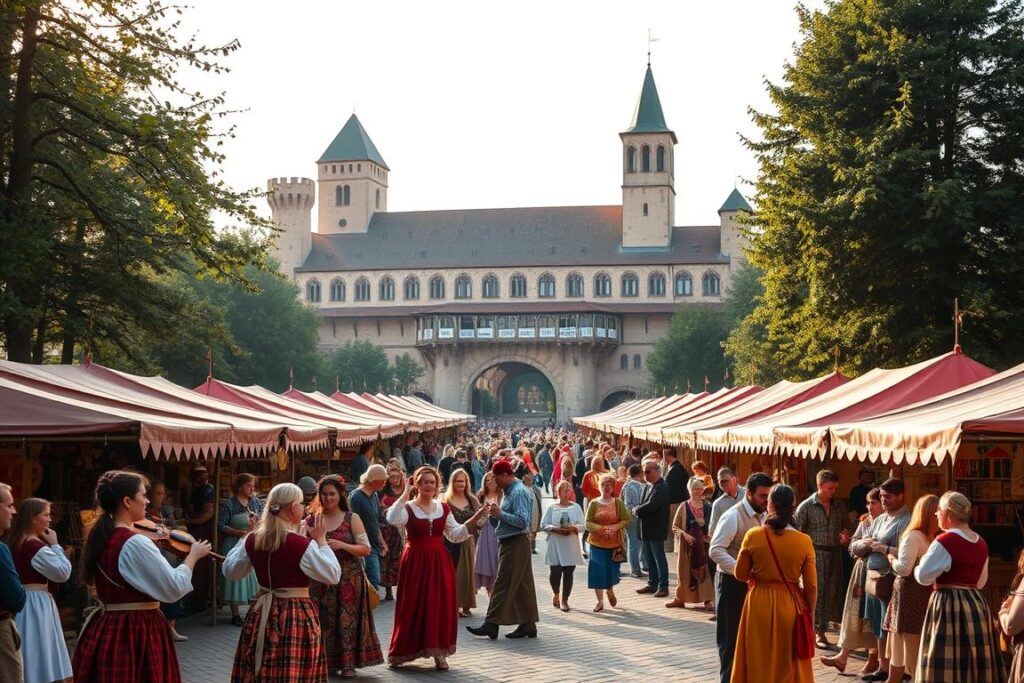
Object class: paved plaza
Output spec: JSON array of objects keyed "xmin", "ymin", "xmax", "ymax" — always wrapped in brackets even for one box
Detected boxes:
[{"xmin": 178, "ymin": 498, "xmax": 851, "ymax": 682}]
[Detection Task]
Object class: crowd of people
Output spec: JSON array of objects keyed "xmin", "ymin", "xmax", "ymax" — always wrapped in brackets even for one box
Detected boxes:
[{"xmin": 0, "ymin": 424, "xmax": 1021, "ymax": 681}]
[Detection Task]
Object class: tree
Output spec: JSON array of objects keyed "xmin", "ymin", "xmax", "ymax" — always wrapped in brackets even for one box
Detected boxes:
[
  {"xmin": 391, "ymin": 353, "xmax": 425, "ymax": 393},
  {"xmin": 322, "ymin": 340, "xmax": 393, "ymax": 394},
  {"xmin": 0, "ymin": 1, "xmax": 270, "ymax": 363},
  {"xmin": 730, "ymin": 0, "xmax": 1024, "ymax": 380}
]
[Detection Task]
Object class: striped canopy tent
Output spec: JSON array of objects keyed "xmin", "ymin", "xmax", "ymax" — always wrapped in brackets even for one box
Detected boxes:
[
  {"xmin": 593, "ymin": 393, "xmax": 711, "ymax": 435},
  {"xmin": 329, "ymin": 392, "xmax": 454, "ymax": 432},
  {"xmin": 195, "ymin": 378, "xmax": 396, "ymax": 445},
  {"xmin": 626, "ymin": 385, "xmax": 765, "ymax": 441},
  {"xmin": 0, "ymin": 361, "xmax": 327, "ymax": 460},
  {"xmin": 279, "ymin": 387, "xmax": 412, "ymax": 438},
  {"xmin": 365, "ymin": 393, "xmax": 474, "ymax": 426},
  {"xmin": 573, "ymin": 396, "xmax": 669, "ymax": 430},
  {"xmin": 829, "ymin": 361, "xmax": 1024, "ymax": 466},
  {"xmin": 702, "ymin": 351, "xmax": 995, "ymax": 456}
]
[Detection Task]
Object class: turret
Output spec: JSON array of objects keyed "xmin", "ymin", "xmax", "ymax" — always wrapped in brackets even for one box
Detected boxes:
[
  {"xmin": 317, "ymin": 114, "xmax": 389, "ymax": 234},
  {"xmin": 620, "ymin": 65, "xmax": 677, "ymax": 248},
  {"xmin": 718, "ymin": 188, "xmax": 752, "ymax": 265},
  {"xmin": 267, "ymin": 177, "xmax": 315, "ymax": 277}
]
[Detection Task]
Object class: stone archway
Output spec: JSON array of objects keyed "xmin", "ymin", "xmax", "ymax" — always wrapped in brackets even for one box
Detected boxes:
[
  {"xmin": 464, "ymin": 355, "xmax": 562, "ymax": 423},
  {"xmin": 599, "ymin": 388, "xmax": 638, "ymax": 411}
]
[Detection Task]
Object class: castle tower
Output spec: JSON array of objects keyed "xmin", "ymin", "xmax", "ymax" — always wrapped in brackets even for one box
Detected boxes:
[
  {"xmin": 718, "ymin": 187, "xmax": 752, "ymax": 266},
  {"xmin": 267, "ymin": 177, "xmax": 315, "ymax": 277},
  {"xmin": 620, "ymin": 65, "xmax": 677, "ymax": 248},
  {"xmin": 317, "ymin": 114, "xmax": 389, "ymax": 234}
]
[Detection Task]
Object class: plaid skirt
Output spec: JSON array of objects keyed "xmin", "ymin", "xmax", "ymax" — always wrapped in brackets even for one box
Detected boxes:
[
  {"xmin": 915, "ymin": 587, "xmax": 1007, "ymax": 683},
  {"xmin": 230, "ymin": 594, "xmax": 327, "ymax": 683},
  {"xmin": 72, "ymin": 609, "xmax": 180, "ymax": 683}
]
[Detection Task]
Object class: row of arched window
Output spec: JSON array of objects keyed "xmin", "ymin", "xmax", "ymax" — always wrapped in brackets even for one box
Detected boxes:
[
  {"xmin": 334, "ymin": 185, "xmax": 384, "ymax": 210},
  {"xmin": 625, "ymin": 144, "xmax": 667, "ymax": 173},
  {"xmin": 305, "ymin": 271, "xmax": 721, "ymax": 303},
  {"xmin": 620, "ymin": 353, "xmax": 643, "ymax": 370}
]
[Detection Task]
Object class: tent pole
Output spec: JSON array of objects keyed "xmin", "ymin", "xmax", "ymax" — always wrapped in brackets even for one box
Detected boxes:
[{"xmin": 211, "ymin": 454, "xmax": 221, "ymax": 626}]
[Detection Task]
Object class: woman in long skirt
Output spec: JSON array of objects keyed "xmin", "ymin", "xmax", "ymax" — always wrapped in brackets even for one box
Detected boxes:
[
  {"xmin": 218, "ymin": 473, "xmax": 262, "ymax": 626},
  {"xmin": 224, "ymin": 483, "xmax": 341, "ymax": 683},
  {"xmin": 665, "ymin": 477, "xmax": 713, "ymax": 610},
  {"xmin": 585, "ymin": 474, "xmax": 630, "ymax": 612},
  {"xmin": 9, "ymin": 498, "xmax": 73, "ymax": 683},
  {"xmin": 443, "ymin": 468, "xmax": 480, "ymax": 617},
  {"xmin": 306, "ymin": 476, "xmax": 383, "ymax": 678},
  {"xmin": 473, "ymin": 472, "xmax": 501, "ymax": 596},
  {"xmin": 914, "ymin": 491, "xmax": 1006, "ymax": 682},
  {"xmin": 379, "ymin": 466, "xmax": 405, "ymax": 601},
  {"xmin": 386, "ymin": 466, "xmax": 487, "ymax": 670},
  {"xmin": 998, "ymin": 550, "xmax": 1024, "ymax": 681}
]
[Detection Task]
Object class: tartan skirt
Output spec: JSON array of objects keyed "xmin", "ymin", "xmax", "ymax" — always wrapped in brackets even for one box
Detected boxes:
[
  {"xmin": 915, "ymin": 587, "xmax": 1008, "ymax": 683},
  {"xmin": 72, "ymin": 609, "xmax": 180, "ymax": 683},
  {"xmin": 230, "ymin": 594, "xmax": 327, "ymax": 683}
]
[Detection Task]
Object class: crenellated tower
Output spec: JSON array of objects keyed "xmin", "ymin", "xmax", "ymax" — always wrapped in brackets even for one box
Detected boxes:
[
  {"xmin": 267, "ymin": 176, "xmax": 315, "ymax": 277},
  {"xmin": 718, "ymin": 187, "xmax": 752, "ymax": 266},
  {"xmin": 316, "ymin": 114, "xmax": 389, "ymax": 235}
]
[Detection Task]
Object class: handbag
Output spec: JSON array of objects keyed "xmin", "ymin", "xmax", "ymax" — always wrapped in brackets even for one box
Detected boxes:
[
  {"xmin": 865, "ymin": 569, "xmax": 895, "ymax": 602},
  {"xmin": 763, "ymin": 528, "xmax": 814, "ymax": 660},
  {"xmin": 365, "ymin": 573, "xmax": 380, "ymax": 609}
]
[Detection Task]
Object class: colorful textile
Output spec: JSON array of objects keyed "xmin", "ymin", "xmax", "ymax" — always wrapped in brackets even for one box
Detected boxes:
[
  {"xmin": 230, "ymin": 594, "xmax": 326, "ymax": 683},
  {"xmin": 915, "ymin": 587, "xmax": 1007, "ymax": 682}
]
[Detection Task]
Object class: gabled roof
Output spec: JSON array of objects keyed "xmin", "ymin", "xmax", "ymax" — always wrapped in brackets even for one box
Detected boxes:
[
  {"xmin": 297, "ymin": 205, "xmax": 727, "ymax": 272},
  {"xmin": 317, "ymin": 114, "xmax": 389, "ymax": 169},
  {"xmin": 626, "ymin": 66, "xmax": 672, "ymax": 135},
  {"xmin": 719, "ymin": 188, "xmax": 752, "ymax": 212}
]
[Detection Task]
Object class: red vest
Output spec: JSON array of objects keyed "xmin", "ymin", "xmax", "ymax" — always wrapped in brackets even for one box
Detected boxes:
[
  {"xmin": 934, "ymin": 531, "xmax": 988, "ymax": 585},
  {"xmin": 13, "ymin": 538, "xmax": 57, "ymax": 594},
  {"xmin": 243, "ymin": 532, "xmax": 312, "ymax": 589},
  {"xmin": 96, "ymin": 528, "xmax": 155, "ymax": 604}
]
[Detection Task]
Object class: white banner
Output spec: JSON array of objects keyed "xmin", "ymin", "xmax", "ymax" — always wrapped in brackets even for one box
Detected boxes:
[
  {"xmin": 596, "ymin": 328, "xmax": 607, "ymax": 338},
  {"xmin": 559, "ymin": 327, "xmax": 577, "ymax": 338},
  {"xmin": 477, "ymin": 328, "xmax": 494, "ymax": 339},
  {"xmin": 539, "ymin": 327, "xmax": 556, "ymax": 338},
  {"xmin": 608, "ymin": 329, "xmax": 618, "ymax": 339},
  {"xmin": 580, "ymin": 327, "xmax": 593, "ymax": 337},
  {"xmin": 439, "ymin": 329, "xmax": 454, "ymax": 339},
  {"xmin": 498, "ymin": 328, "xmax": 516, "ymax": 339},
  {"xmin": 519, "ymin": 328, "xmax": 535, "ymax": 338},
  {"xmin": 421, "ymin": 329, "xmax": 434, "ymax": 340},
  {"xmin": 459, "ymin": 329, "xmax": 474, "ymax": 339}
]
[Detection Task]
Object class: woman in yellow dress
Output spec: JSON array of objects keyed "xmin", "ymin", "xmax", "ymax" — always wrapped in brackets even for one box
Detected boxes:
[{"xmin": 731, "ymin": 483, "xmax": 817, "ymax": 683}]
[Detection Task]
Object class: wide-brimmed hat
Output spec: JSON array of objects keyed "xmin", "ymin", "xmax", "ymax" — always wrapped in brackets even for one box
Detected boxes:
[{"xmin": 360, "ymin": 463, "xmax": 388, "ymax": 484}]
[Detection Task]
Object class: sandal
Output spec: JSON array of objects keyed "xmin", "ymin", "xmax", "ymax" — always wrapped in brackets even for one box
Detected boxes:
[
  {"xmin": 552, "ymin": 595, "xmax": 560, "ymax": 609},
  {"xmin": 819, "ymin": 655, "xmax": 846, "ymax": 674},
  {"xmin": 607, "ymin": 590, "xmax": 617, "ymax": 607},
  {"xmin": 593, "ymin": 602, "xmax": 604, "ymax": 612},
  {"xmin": 560, "ymin": 603, "xmax": 570, "ymax": 612},
  {"xmin": 434, "ymin": 656, "xmax": 449, "ymax": 671}
]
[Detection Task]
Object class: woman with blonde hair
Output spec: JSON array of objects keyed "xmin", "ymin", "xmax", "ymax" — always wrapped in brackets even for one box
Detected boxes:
[
  {"xmin": 474, "ymin": 471, "xmax": 501, "ymax": 596},
  {"xmin": 379, "ymin": 465, "xmax": 405, "ymax": 601},
  {"xmin": 386, "ymin": 466, "xmax": 487, "ymax": 670},
  {"xmin": 444, "ymin": 468, "xmax": 481, "ymax": 617},
  {"xmin": 586, "ymin": 473, "xmax": 630, "ymax": 612},
  {"xmin": 881, "ymin": 494, "xmax": 938, "ymax": 683},
  {"xmin": 914, "ymin": 491, "xmax": 1006, "ymax": 681},
  {"xmin": 223, "ymin": 482, "xmax": 341, "ymax": 683},
  {"xmin": 665, "ymin": 476, "xmax": 713, "ymax": 611}
]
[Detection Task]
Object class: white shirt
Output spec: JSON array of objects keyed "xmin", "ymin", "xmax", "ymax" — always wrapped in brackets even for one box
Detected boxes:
[
  {"xmin": 385, "ymin": 499, "xmax": 472, "ymax": 543},
  {"xmin": 709, "ymin": 485, "xmax": 746, "ymax": 538},
  {"xmin": 709, "ymin": 497, "xmax": 765, "ymax": 576},
  {"xmin": 889, "ymin": 529, "xmax": 930, "ymax": 578},
  {"xmin": 221, "ymin": 534, "xmax": 341, "ymax": 585},
  {"xmin": 30, "ymin": 544, "xmax": 72, "ymax": 583},
  {"xmin": 118, "ymin": 534, "xmax": 195, "ymax": 603},
  {"xmin": 913, "ymin": 527, "xmax": 988, "ymax": 588},
  {"xmin": 540, "ymin": 503, "xmax": 586, "ymax": 567}
]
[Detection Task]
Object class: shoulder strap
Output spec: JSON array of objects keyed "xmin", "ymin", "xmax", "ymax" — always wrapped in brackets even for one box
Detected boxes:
[{"xmin": 762, "ymin": 528, "xmax": 804, "ymax": 614}]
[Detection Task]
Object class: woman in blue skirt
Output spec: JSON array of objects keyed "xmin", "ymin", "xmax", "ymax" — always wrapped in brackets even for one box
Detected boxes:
[{"xmin": 586, "ymin": 474, "xmax": 630, "ymax": 612}]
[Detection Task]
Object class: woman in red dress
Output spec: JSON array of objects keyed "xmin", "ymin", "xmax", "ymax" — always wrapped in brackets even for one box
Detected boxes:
[
  {"xmin": 379, "ymin": 465, "xmax": 405, "ymax": 600},
  {"xmin": 224, "ymin": 482, "xmax": 341, "ymax": 683},
  {"xmin": 385, "ymin": 466, "xmax": 488, "ymax": 670},
  {"xmin": 73, "ymin": 470, "xmax": 212, "ymax": 683}
]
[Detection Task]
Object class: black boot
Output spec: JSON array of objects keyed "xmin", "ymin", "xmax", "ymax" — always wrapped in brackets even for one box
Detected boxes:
[
  {"xmin": 505, "ymin": 623, "xmax": 537, "ymax": 639},
  {"xmin": 466, "ymin": 622, "xmax": 499, "ymax": 640}
]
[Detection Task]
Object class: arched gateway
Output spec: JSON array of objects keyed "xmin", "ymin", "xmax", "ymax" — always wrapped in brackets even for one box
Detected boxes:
[{"xmin": 470, "ymin": 361, "xmax": 557, "ymax": 423}]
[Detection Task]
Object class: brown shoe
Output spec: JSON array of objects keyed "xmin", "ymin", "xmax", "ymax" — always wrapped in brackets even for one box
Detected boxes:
[
  {"xmin": 819, "ymin": 655, "xmax": 846, "ymax": 674},
  {"xmin": 664, "ymin": 599, "xmax": 685, "ymax": 608},
  {"xmin": 653, "ymin": 589, "xmax": 669, "ymax": 598},
  {"xmin": 636, "ymin": 586, "xmax": 657, "ymax": 594}
]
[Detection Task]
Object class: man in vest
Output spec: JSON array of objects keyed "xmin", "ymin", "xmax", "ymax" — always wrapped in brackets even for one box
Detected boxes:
[{"xmin": 708, "ymin": 472, "xmax": 773, "ymax": 683}]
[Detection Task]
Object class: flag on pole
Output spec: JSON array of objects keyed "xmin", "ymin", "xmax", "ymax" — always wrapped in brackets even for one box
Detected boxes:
[
  {"xmin": 288, "ymin": 366, "xmax": 294, "ymax": 389},
  {"xmin": 205, "ymin": 346, "xmax": 214, "ymax": 379},
  {"xmin": 704, "ymin": 375, "xmax": 710, "ymax": 391}
]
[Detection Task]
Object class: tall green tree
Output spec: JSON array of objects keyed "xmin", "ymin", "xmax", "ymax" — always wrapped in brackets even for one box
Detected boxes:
[
  {"xmin": 391, "ymin": 353, "xmax": 425, "ymax": 393},
  {"xmin": 0, "ymin": 1, "xmax": 270, "ymax": 363},
  {"xmin": 322, "ymin": 340, "xmax": 394, "ymax": 394},
  {"xmin": 729, "ymin": 0, "xmax": 1024, "ymax": 380}
]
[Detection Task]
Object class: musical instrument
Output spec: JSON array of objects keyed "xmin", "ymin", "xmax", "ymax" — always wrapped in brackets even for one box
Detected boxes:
[{"xmin": 133, "ymin": 519, "xmax": 225, "ymax": 561}]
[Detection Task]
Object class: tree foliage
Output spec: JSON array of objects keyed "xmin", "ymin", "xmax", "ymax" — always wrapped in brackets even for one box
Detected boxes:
[
  {"xmin": 728, "ymin": 0, "xmax": 1024, "ymax": 381},
  {"xmin": 391, "ymin": 353, "xmax": 425, "ymax": 393},
  {"xmin": 322, "ymin": 340, "xmax": 394, "ymax": 394},
  {"xmin": 0, "ymin": 1, "xmax": 271, "ymax": 363}
]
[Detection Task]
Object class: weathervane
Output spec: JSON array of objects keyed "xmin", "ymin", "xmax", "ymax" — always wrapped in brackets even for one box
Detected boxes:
[{"xmin": 647, "ymin": 29, "xmax": 659, "ymax": 66}]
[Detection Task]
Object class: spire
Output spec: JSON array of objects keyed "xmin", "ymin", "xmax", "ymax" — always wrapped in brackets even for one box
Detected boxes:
[
  {"xmin": 318, "ymin": 113, "xmax": 389, "ymax": 168},
  {"xmin": 719, "ymin": 188, "xmax": 752, "ymax": 213},
  {"xmin": 627, "ymin": 66, "xmax": 671, "ymax": 134}
]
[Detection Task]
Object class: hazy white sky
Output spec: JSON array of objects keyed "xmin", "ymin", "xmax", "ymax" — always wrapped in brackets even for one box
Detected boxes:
[{"xmin": 180, "ymin": 0, "xmax": 824, "ymax": 227}]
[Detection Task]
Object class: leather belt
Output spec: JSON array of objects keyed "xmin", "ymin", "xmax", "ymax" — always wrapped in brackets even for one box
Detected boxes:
[
  {"xmin": 22, "ymin": 583, "xmax": 48, "ymax": 592},
  {"xmin": 936, "ymin": 583, "xmax": 976, "ymax": 591},
  {"xmin": 78, "ymin": 600, "xmax": 160, "ymax": 640}
]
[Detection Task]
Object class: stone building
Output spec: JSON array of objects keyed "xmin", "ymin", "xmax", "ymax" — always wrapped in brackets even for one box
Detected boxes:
[{"xmin": 268, "ymin": 65, "xmax": 750, "ymax": 423}]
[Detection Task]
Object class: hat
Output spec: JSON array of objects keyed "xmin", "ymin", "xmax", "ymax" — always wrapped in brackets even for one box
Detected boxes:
[
  {"xmin": 492, "ymin": 460, "xmax": 514, "ymax": 477},
  {"xmin": 297, "ymin": 476, "xmax": 317, "ymax": 494},
  {"xmin": 360, "ymin": 463, "xmax": 388, "ymax": 484}
]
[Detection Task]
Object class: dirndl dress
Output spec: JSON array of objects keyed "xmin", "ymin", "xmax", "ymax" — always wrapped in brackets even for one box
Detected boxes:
[
  {"xmin": 474, "ymin": 519, "xmax": 498, "ymax": 592},
  {"xmin": 379, "ymin": 494, "xmax": 403, "ymax": 588},
  {"xmin": 221, "ymin": 511, "xmax": 259, "ymax": 604},
  {"xmin": 13, "ymin": 538, "xmax": 73, "ymax": 683}
]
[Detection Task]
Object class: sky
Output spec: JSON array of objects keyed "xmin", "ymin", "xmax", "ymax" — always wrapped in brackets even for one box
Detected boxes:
[{"xmin": 179, "ymin": 0, "xmax": 825, "ymax": 227}]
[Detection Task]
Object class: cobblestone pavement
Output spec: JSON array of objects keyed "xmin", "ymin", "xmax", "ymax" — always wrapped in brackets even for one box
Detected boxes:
[{"xmin": 178, "ymin": 497, "xmax": 853, "ymax": 682}]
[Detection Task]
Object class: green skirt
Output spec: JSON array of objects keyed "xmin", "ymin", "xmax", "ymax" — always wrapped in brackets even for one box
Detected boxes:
[{"xmin": 220, "ymin": 512, "xmax": 259, "ymax": 604}]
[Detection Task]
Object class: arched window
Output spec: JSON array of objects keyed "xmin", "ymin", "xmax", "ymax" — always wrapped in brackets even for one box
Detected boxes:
[
  {"xmin": 375, "ymin": 188, "xmax": 381, "ymax": 209},
  {"xmin": 482, "ymin": 274, "xmax": 500, "ymax": 299},
  {"xmin": 626, "ymin": 146, "xmax": 636, "ymax": 173},
  {"xmin": 354, "ymin": 277, "xmax": 371, "ymax": 301},
  {"xmin": 641, "ymin": 145, "xmax": 651, "ymax": 172},
  {"xmin": 648, "ymin": 272, "xmax": 666, "ymax": 297},
  {"xmin": 703, "ymin": 271, "xmax": 721, "ymax": 296},
  {"xmin": 675, "ymin": 272, "xmax": 693, "ymax": 297},
  {"xmin": 538, "ymin": 273, "xmax": 556, "ymax": 298},
  {"xmin": 510, "ymin": 274, "xmax": 527, "ymax": 298},
  {"xmin": 404, "ymin": 276, "xmax": 420, "ymax": 300},
  {"xmin": 633, "ymin": 354, "xmax": 642, "ymax": 370},
  {"xmin": 455, "ymin": 274, "xmax": 472, "ymax": 299},
  {"xmin": 335, "ymin": 186, "xmax": 343, "ymax": 206},
  {"xmin": 379, "ymin": 276, "xmax": 395, "ymax": 301},
  {"xmin": 643, "ymin": 203, "xmax": 648, "ymax": 216},
  {"xmin": 656, "ymin": 145, "xmax": 666, "ymax": 172},
  {"xmin": 621, "ymin": 272, "xmax": 639, "ymax": 297},
  {"xmin": 565, "ymin": 273, "xmax": 584, "ymax": 298},
  {"xmin": 620, "ymin": 353, "xmax": 629, "ymax": 370},
  {"xmin": 306, "ymin": 279, "xmax": 321, "ymax": 303},
  {"xmin": 594, "ymin": 272, "xmax": 612, "ymax": 297},
  {"xmin": 429, "ymin": 275, "xmax": 445, "ymax": 300},
  {"xmin": 329, "ymin": 278, "xmax": 345, "ymax": 302}
]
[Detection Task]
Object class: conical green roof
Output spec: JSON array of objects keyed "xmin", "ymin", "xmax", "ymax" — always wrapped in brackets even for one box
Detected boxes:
[
  {"xmin": 719, "ymin": 188, "xmax": 752, "ymax": 212},
  {"xmin": 627, "ymin": 66, "xmax": 671, "ymax": 133},
  {"xmin": 318, "ymin": 114, "xmax": 388, "ymax": 169}
]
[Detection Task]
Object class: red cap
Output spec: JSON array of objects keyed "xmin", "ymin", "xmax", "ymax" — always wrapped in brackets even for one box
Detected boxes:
[{"xmin": 492, "ymin": 460, "xmax": 514, "ymax": 476}]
